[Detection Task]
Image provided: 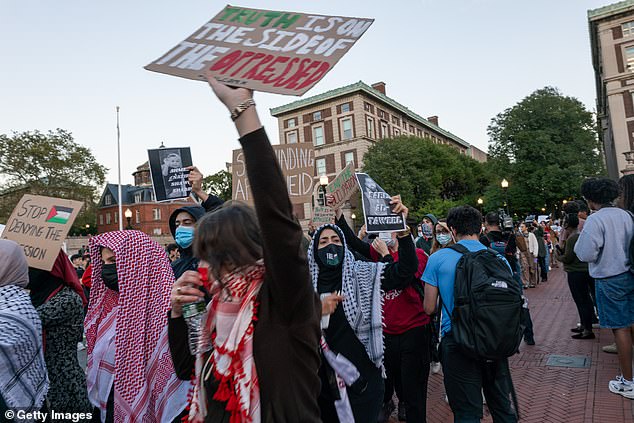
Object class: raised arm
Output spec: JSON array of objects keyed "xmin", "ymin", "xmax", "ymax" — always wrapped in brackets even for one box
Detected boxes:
[
  {"xmin": 206, "ymin": 76, "xmax": 314, "ymax": 324},
  {"xmin": 335, "ymin": 214, "xmax": 372, "ymax": 259}
]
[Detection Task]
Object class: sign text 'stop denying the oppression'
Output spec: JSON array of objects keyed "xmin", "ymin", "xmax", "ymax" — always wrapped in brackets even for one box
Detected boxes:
[{"xmin": 145, "ymin": 5, "xmax": 373, "ymax": 96}]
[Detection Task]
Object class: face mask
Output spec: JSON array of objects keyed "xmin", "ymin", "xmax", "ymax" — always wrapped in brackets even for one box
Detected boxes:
[
  {"xmin": 420, "ymin": 224, "xmax": 433, "ymax": 237},
  {"xmin": 318, "ymin": 244, "xmax": 344, "ymax": 268},
  {"xmin": 175, "ymin": 225, "xmax": 195, "ymax": 249},
  {"xmin": 436, "ymin": 234, "xmax": 452, "ymax": 246},
  {"xmin": 101, "ymin": 263, "xmax": 119, "ymax": 292}
]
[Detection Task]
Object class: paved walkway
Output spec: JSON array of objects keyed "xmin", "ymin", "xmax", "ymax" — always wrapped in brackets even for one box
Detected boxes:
[{"xmin": 391, "ymin": 266, "xmax": 634, "ymax": 423}]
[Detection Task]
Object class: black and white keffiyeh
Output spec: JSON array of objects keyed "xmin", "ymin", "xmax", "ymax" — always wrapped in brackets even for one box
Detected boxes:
[
  {"xmin": 0, "ymin": 285, "xmax": 49, "ymax": 411},
  {"xmin": 308, "ymin": 224, "xmax": 385, "ymax": 368}
]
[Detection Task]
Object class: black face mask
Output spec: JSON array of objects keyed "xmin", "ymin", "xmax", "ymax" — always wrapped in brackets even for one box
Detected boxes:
[
  {"xmin": 101, "ymin": 263, "xmax": 119, "ymax": 292},
  {"xmin": 317, "ymin": 244, "xmax": 344, "ymax": 269}
]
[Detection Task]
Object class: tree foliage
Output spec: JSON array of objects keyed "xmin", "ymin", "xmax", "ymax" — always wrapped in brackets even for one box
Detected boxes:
[
  {"xmin": 202, "ymin": 170, "xmax": 232, "ymax": 202},
  {"xmin": 0, "ymin": 129, "xmax": 107, "ymax": 233},
  {"xmin": 486, "ymin": 87, "xmax": 604, "ymax": 216},
  {"xmin": 362, "ymin": 136, "xmax": 490, "ymax": 221}
]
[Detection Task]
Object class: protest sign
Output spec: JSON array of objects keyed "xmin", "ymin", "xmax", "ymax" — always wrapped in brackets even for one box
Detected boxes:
[
  {"xmin": 355, "ymin": 173, "xmax": 406, "ymax": 233},
  {"xmin": 148, "ymin": 147, "xmax": 193, "ymax": 202},
  {"xmin": 1, "ymin": 195, "xmax": 83, "ymax": 270},
  {"xmin": 232, "ymin": 144, "xmax": 315, "ymax": 203},
  {"xmin": 311, "ymin": 206, "xmax": 335, "ymax": 226},
  {"xmin": 325, "ymin": 162, "xmax": 358, "ymax": 209},
  {"xmin": 145, "ymin": 5, "xmax": 374, "ymax": 96}
]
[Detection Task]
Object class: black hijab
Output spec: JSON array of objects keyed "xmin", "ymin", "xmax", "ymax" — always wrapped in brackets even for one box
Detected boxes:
[
  {"xmin": 312, "ymin": 226, "xmax": 344, "ymax": 294},
  {"xmin": 28, "ymin": 268, "xmax": 64, "ymax": 308}
]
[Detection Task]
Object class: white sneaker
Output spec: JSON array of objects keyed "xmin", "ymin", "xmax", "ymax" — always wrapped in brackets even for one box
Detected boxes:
[
  {"xmin": 608, "ymin": 375, "xmax": 634, "ymax": 399},
  {"xmin": 431, "ymin": 362, "xmax": 441, "ymax": 374}
]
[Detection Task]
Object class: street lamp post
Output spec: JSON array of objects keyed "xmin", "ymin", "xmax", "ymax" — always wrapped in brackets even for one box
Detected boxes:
[
  {"xmin": 124, "ymin": 208, "xmax": 133, "ymax": 230},
  {"xmin": 318, "ymin": 174, "xmax": 328, "ymax": 206},
  {"xmin": 477, "ymin": 197, "xmax": 483, "ymax": 213},
  {"xmin": 351, "ymin": 213, "xmax": 357, "ymax": 233},
  {"xmin": 501, "ymin": 179, "xmax": 509, "ymax": 215}
]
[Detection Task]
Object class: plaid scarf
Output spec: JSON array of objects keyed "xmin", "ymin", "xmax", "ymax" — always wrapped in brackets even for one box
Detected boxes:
[
  {"xmin": 0, "ymin": 285, "xmax": 49, "ymax": 413},
  {"xmin": 308, "ymin": 224, "xmax": 385, "ymax": 369},
  {"xmin": 191, "ymin": 262, "xmax": 265, "ymax": 423}
]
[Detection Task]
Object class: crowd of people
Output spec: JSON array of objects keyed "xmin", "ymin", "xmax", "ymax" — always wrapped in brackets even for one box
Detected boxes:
[{"xmin": 1, "ymin": 73, "xmax": 634, "ymax": 423}]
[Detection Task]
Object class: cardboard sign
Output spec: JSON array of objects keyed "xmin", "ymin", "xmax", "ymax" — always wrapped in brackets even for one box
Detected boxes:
[
  {"xmin": 356, "ymin": 173, "xmax": 406, "ymax": 233},
  {"xmin": 232, "ymin": 144, "xmax": 315, "ymax": 204},
  {"xmin": 145, "ymin": 5, "xmax": 374, "ymax": 96},
  {"xmin": 311, "ymin": 206, "xmax": 335, "ymax": 226},
  {"xmin": 1, "ymin": 195, "xmax": 83, "ymax": 271},
  {"xmin": 148, "ymin": 147, "xmax": 193, "ymax": 202},
  {"xmin": 325, "ymin": 162, "xmax": 358, "ymax": 209}
]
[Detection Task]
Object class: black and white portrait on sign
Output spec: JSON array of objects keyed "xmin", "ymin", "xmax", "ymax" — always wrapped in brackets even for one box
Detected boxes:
[{"xmin": 148, "ymin": 147, "xmax": 193, "ymax": 202}]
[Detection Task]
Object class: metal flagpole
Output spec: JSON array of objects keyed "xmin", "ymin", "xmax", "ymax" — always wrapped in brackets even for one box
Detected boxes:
[{"xmin": 116, "ymin": 106, "xmax": 123, "ymax": 231}]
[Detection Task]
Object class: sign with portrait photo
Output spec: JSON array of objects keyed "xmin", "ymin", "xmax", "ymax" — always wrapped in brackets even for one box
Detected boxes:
[
  {"xmin": 148, "ymin": 147, "xmax": 193, "ymax": 202},
  {"xmin": 355, "ymin": 173, "xmax": 406, "ymax": 233}
]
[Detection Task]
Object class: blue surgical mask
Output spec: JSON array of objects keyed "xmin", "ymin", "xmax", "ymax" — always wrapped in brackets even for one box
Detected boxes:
[
  {"xmin": 436, "ymin": 233, "xmax": 452, "ymax": 246},
  {"xmin": 175, "ymin": 225, "xmax": 195, "ymax": 249}
]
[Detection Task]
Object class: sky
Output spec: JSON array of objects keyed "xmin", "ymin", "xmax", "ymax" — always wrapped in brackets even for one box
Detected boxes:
[{"xmin": 0, "ymin": 0, "xmax": 613, "ymax": 187}]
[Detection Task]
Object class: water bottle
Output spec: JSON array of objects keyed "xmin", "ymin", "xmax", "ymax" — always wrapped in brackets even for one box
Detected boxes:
[
  {"xmin": 182, "ymin": 299, "xmax": 212, "ymax": 355},
  {"xmin": 182, "ymin": 267, "xmax": 212, "ymax": 355}
]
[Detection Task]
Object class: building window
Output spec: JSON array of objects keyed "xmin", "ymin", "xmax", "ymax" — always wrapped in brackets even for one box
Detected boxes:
[
  {"xmin": 114, "ymin": 212, "xmax": 118, "ymax": 224},
  {"xmin": 135, "ymin": 210, "xmax": 140, "ymax": 224},
  {"xmin": 402, "ymin": 118, "xmax": 407, "ymax": 129},
  {"xmin": 286, "ymin": 131, "xmax": 298, "ymax": 144},
  {"xmin": 341, "ymin": 103, "xmax": 350, "ymax": 113},
  {"xmin": 99, "ymin": 214, "xmax": 104, "ymax": 225},
  {"xmin": 409, "ymin": 125, "xmax": 415, "ymax": 132},
  {"xmin": 626, "ymin": 46, "xmax": 634, "ymax": 71},
  {"xmin": 149, "ymin": 191, "xmax": 155, "ymax": 201},
  {"xmin": 153, "ymin": 228, "xmax": 162, "ymax": 235},
  {"xmin": 366, "ymin": 116, "xmax": 374, "ymax": 138},
  {"xmin": 341, "ymin": 117, "xmax": 353, "ymax": 140},
  {"xmin": 380, "ymin": 122, "xmax": 389, "ymax": 139},
  {"xmin": 344, "ymin": 152, "xmax": 355, "ymax": 166},
  {"xmin": 286, "ymin": 118, "xmax": 297, "ymax": 128},
  {"xmin": 416, "ymin": 129, "xmax": 423, "ymax": 137},
  {"xmin": 393, "ymin": 128, "xmax": 400, "ymax": 137},
  {"xmin": 106, "ymin": 213, "xmax": 111, "ymax": 225},
  {"xmin": 153, "ymin": 208, "xmax": 161, "ymax": 220},
  {"xmin": 624, "ymin": 21, "xmax": 634, "ymax": 37},
  {"xmin": 313, "ymin": 125, "xmax": 325, "ymax": 146},
  {"xmin": 104, "ymin": 195, "xmax": 112, "ymax": 206},
  {"xmin": 391, "ymin": 116, "xmax": 399, "ymax": 125},
  {"xmin": 364, "ymin": 102, "xmax": 374, "ymax": 113},
  {"xmin": 316, "ymin": 158, "xmax": 326, "ymax": 175},
  {"xmin": 134, "ymin": 193, "xmax": 142, "ymax": 203},
  {"xmin": 313, "ymin": 111, "xmax": 322, "ymax": 121}
]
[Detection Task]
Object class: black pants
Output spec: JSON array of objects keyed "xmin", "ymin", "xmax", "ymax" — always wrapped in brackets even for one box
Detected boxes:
[
  {"xmin": 384, "ymin": 325, "xmax": 432, "ymax": 423},
  {"xmin": 440, "ymin": 333, "xmax": 517, "ymax": 423},
  {"xmin": 537, "ymin": 256, "xmax": 548, "ymax": 281},
  {"xmin": 318, "ymin": 363, "xmax": 384, "ymax": 423},
  {"xmin": 567, "ymin": 271, "xmax": 595, "ymax": 331},
  {"xmin": 521, "ymin": 308, "xmax": 534, "ymax": 342}
]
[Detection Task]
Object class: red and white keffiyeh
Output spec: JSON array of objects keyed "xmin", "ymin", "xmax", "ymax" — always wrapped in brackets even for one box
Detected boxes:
[
  {"xmin": 85, "ymin": 230, "xmax": 190, "ymax": 423},
  {"xmin": 190, "ymin": 262, "xmax": 265, "ymax": 423}
]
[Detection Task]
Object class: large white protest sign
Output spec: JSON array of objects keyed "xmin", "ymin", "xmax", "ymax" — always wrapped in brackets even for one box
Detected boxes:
[{"xmin": 145, "ymin": 5, "xmax": 373, "ymax": 95}]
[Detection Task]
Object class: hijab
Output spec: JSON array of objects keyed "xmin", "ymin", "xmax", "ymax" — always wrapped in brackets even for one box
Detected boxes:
[
  {"xmin": 28, "ymin": 249, "xmax": 87, "ymax": 308},
  {"xmin": 0, "ymin": 239, "xmax": 29, "ymax": 288}
]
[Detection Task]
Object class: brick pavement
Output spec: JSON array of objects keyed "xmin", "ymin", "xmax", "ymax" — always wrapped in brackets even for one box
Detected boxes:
[{"xmin": 389, "ymin": 267, "xmax": 634, "ymax": 423}]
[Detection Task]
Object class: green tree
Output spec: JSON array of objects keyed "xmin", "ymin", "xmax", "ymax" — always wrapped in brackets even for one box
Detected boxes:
[
  {"xmin": 487, "ymin": 87, "xmax": 604, "ymax": 216},
  {"xmin": 202, "ymin": 170, "xmax": 232, "ymax": 201},
  {"xmin": 362, "ymin": 136, "xmax": 491, "ymax": 221},
  {"xmin": 0, "ymin": 129, "xmax": 107, "ymax": 233}
]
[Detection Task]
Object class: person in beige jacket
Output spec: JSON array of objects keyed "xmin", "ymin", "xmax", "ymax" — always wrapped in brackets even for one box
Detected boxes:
[{"xmin": 519, "ymin": 222, "xmax": 539, "ymax": 287}]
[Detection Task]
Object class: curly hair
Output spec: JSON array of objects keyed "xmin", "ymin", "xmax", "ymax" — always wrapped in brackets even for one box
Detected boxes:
[
  {"xmin": 580, "ymin": 177, "xmax": 619, "ymax": 206},
  {"xmin": 447, "ymin": 206, "xmax": 482, "ymax": 236}
]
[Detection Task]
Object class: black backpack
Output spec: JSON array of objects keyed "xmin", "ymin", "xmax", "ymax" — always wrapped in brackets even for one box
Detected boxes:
[{"xmin": 443, "ymin": 244, "xmax": 524, "ymax": 360}]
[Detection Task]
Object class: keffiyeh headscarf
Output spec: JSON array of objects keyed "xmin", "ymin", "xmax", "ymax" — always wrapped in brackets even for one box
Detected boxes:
[
  {"xmin": 85, "ymin": 231, "xmax": 190, "ymax": 423},
  {"xmin": 0, "ymin": 240, "xmax": 49, "ymax": 412},
  {"xmin": 307, "ymin": 224, "xmax": 385, "ymax": 368}
]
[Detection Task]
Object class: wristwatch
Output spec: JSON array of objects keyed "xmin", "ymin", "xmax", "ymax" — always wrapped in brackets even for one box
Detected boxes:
[{"xmin": 230, "ymin": 99, "xmax": 256, "ymax": 121}]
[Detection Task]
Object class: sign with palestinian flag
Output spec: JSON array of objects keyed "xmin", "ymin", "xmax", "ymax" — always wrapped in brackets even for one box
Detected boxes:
[
  {"xmin": 46, "ymin": 206, "xmax": 74, "ymax": 224},
  {"xmin": 1, "ymin": 195, "xmax": 83, "ymax": 271}
]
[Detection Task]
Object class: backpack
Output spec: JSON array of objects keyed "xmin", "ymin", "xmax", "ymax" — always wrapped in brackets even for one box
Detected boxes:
[
  {"xmin": 444, "ymin": 244, "xmax": 524, "ymax": 360},
  {"xmin": 486, "ymin": 234, "xmax": 508, "ymax": 257}
]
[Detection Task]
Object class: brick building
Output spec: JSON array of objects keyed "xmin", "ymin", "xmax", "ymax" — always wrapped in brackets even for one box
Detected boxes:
[
  {"xmin": 96, "ymin": 161, "xmax": 193, "ymax": 237},
  {"xmin": 589, "ymin": 0, "xmax": 634, "ymax": 178},
  {"xmin": 269, "ymin": 80, "xmax": 487, "ymax": 221}
]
